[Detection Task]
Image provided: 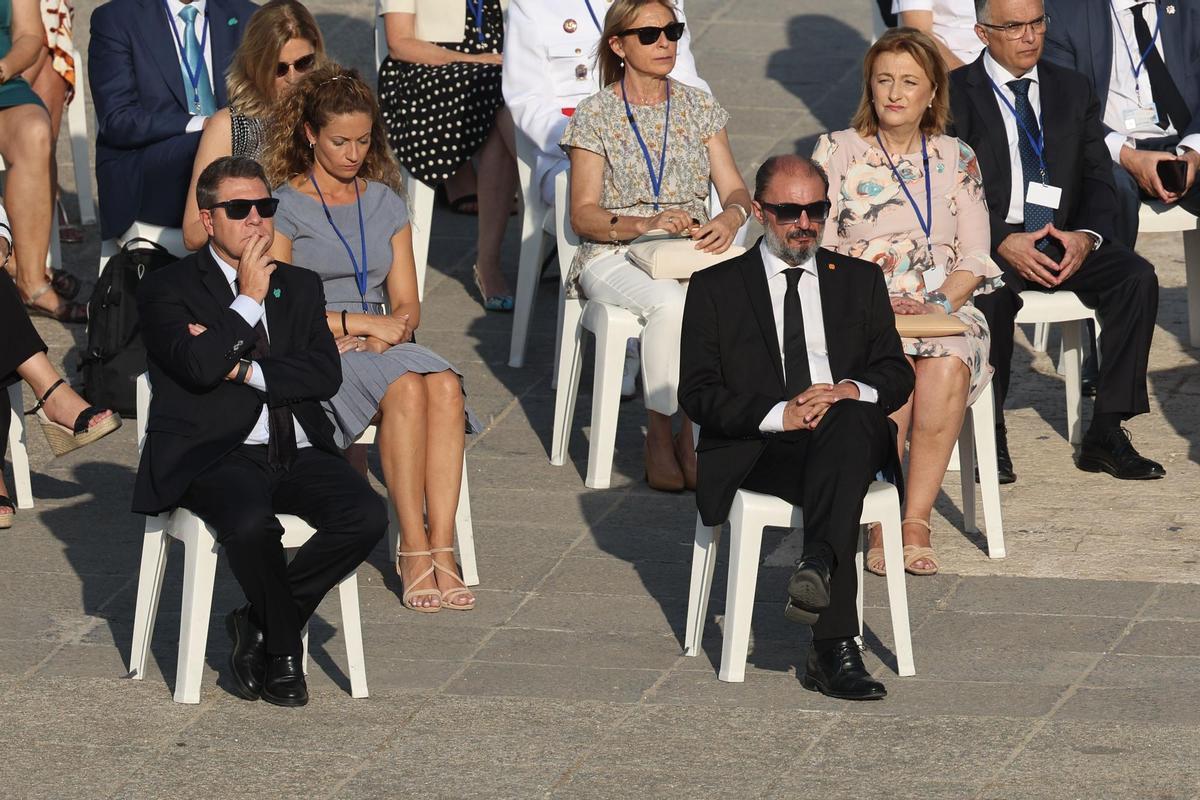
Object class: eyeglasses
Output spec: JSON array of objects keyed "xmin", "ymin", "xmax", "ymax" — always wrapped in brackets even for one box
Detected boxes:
[
  {"xmin": 207, "ymin": 197, "xmax": 280, "ymax": 220},
  {"xmin": 978, "ymin": 14, "xmax": 1049, "ymax": 39},
  {"xmin": 617, "ymin": 21, "xmax": 686, "ymax": 46},
  {"xmin": 276, "ymin": 53, "xmax": 316, "ymax": 78},
  {"xmin": 758, "ymin": 200, "xmax": 831, "ymax": 224}
]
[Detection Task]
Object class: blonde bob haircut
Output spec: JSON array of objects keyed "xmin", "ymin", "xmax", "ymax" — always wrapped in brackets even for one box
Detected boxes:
[
  {"xmin": 262, "ymin": 62, "xmax": 404, "ymax": 196},
  {"xmin": 850, "ymin": 27, "xmax": 950, "ymax": 138},
  {"xmin": 598, "ymin": 0, "xmax": 679, "ymax": 87},
  {"xmin": 226, "ymin": 0, "xmax": 326, "ymax": 120}
]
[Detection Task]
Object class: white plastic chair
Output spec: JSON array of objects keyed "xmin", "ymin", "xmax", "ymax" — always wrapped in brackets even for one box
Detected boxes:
[
  {"xmin": 507, "ymin": 128, "xmax": 556, "ymax": 369},
  {"xmin": 67, "ymin": 43, "xmax": 96, "ymax": 226},
  {"xmin": 1014, "ymin": 291, "xmax": 1097, "ymax": 445},
  {"xmin": 683, "ymin": 480, "xmax": 915, "ymax": 683},
  {"xmin": 1138, "ymin": 201, "xmax": 1200, "ymax": 347},
  {"xmin": 127, "ymin": 374, "xmax": 368, "ymax": 704},
  {"xmin": 956, "ymin": 379, "xmax": 1005, "ymax": 558},
  {"xmin": 5, "ymin": 383, "xmax": 33, "ymax": 509},
  {"xmin": 98, "ymin": 222, "xmax": 187, "ymax": 276}
]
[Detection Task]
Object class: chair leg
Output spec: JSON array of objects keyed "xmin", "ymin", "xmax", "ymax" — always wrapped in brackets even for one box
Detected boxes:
[
  {"xmin": 878, "ymin": 488, "xmax": 915, "ymax": 677},
  {"xmin": 1061, "ymin": 320, "xmax": 1085, "ymax": 446},
  {"xmin": 7, "ymin": 384, "xmax": 33, "ymax": 509},
  {"xmin": 68, "ymin": 46, "xmax": 96, "ymax": 225},
  {"xmin": 584, "ymin": 319, "xmax": 628, "ymax": 489},
  {"xmin": 551, "ymin": 283, "xmax": 567, "ymax": 390},
  {"xmin": 337, "ymin": 570, "xmax": 369, "ymax": 698},
  {"xmin": 127, "ymin": 515, "xmax": 170, "ymax": 680},
  {"xmin": 1184, "ymin": 228, "xmax": 1200, "ymax": 348},
  {"xmin": 174, "ymin": 513, "xmax": 220, "ymax": 704},
  {"xmin": 683, "ymin": 517, "xmax": 722, "ymax": 657},
  {"xmin": 971, "ymin": 388, "xmax": 1006, "ymax": 558},
  {"xmin": 550, "ymin": 299, "xmax": 584, "ymax": 466},
  {"xmin": 958, "ymin": 403, "xmax": 977, "ymax": 534},
  {"xmin": 719, "ymin": 505, "xmax": 765, "ymax": 683},
  {"xmin": 856, "ymin": 525, "xmax": 865, "ymax": 638},
  {"xmin": 1032, "ymin": 321, "xmax": 1050, "ymax": 353},
  {"xmin": 508, "ymin": 226, "xmax": 546, "ymax": 369},
  {"xmin": 455, "ymin": 457, "xmax": 479, "ymax": 586},
  {"xmin": 407, "ymin": 173, "xmax": 434, "ymax": 300},
  {"xmin": 300, "ymin": 623, "xmax": 309, "ymax": 676}
]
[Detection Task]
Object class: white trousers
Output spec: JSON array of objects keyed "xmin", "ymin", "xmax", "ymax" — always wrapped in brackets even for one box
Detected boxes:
[{"xmin": 579, "ymin": 250, "xmax": 687, "ymax": 416}]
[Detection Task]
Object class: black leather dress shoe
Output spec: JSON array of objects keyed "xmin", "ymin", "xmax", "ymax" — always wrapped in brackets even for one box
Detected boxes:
[
  {"xmin": 225, "ymin": 606, "xmax": 265, "ymax": 701},
  {"xmin": 801, "ymin": 638, "xmax": 887, "ymax": 701},
  {"xmin": 1076, "ymin": 427, "xmax": 1165, "ymax": 480},
  {"xmin": 262, "ymin": 655, "xmax": 309, "ymax": 707},
  {"xmin": 975, "ymin": 424, "xmax": 1015, "ymax": 485},
  {"xmin": 784, "ymin": 555, "xmax": 831, "ymax": 625}
]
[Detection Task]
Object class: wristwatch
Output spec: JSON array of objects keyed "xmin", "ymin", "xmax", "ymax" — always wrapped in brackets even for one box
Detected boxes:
[{"xmin": 925, "ymin": 291, "xmax": 953, "ymax": 314}]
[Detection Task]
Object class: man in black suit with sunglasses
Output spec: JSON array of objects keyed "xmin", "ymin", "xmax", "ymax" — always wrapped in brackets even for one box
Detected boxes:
[
  {"xmin": 133, "ymin": 156, "xmax": 386, "ymax": 707},
  {"xmin": 679, "ymin": 155, "xmax": 914, "ymax": 701}
]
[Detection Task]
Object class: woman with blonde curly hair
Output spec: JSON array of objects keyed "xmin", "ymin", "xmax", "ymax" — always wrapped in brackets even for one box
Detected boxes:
[
  {"xmin": 182, "ymin": 0, "xmax": 325, "ymax": 249},
  {"xmin": 265, "ymin": 63, "xmax": 481, "ymax": 614},
  {"xmin": 812, "ymin": 27, "xmax": 1001, "ymax": 576}
]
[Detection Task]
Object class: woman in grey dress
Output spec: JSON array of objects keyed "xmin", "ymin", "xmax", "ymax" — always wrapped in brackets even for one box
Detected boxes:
[
  {"xmin": 266, "ymin": 63, "xmax": 479, "ymax": 613},
  {"xmin": 182, "ymin": 0, "xmax": 326, "ymax": 250}
]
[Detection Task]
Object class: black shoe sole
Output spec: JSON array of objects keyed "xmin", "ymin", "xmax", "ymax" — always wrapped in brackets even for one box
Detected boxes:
[
  {"xmin": 783, "ymin": 600, "xmax": 820, "ymax": 625},
  {"xmin": 224, "ymin": 614, "xmax": 261, "ymax": 702},
  {"xmin": 261, "ymin": 689, "xmax": 309, "ymax": 707},
  {"xmin": 1075, "ymin": 456, "xmax": 1165, "ymax": 480},
  {"xmin": 787, "ymin": 569, "xmax": 830, "ymax": 611},
  {"xmin": 800, "ymin": 673, "xmax": 887, "ymax": 701}
]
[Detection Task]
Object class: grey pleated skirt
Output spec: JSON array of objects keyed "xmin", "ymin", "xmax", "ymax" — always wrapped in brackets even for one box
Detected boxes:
[{"xmin": 324, "ymin": 305, "xmax": 482, "ymax": 448}]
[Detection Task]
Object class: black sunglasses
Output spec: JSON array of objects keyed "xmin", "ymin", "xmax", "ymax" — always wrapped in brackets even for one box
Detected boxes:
[
  {"xmin": 618, "ymin": 21, "xmax": 686, "ymax": 46},
  {"xmin": 207, "ymin": 197, "xmax": 280, "ymax": 220},
  {"xmin": 276, "ymin": 53, "xmax": 316, "ymax": 78},
  {"xmin": 758, "ymin": 200, "xmax": 831, "ymax": 224}
]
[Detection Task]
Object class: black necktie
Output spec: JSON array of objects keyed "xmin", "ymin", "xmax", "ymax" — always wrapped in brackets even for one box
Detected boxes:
[
  {"xmin": 783, "ymin": 268, "xmax": 811, "ymax": 398},
  {"xmin": 1006, "ymin": 79, "xmax": 1053, "ymax": 250},
  {"xmin": 1132, "ymin": 2, "xmax": 1191, "ymax": 131},
  {"xmin": 239, "ymin": 286, "xmax": 297, "ymax": 469}
]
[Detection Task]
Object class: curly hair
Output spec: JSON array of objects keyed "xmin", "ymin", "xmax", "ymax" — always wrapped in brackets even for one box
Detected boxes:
[
  {"xmin": 261, "ymin": 62, "xmax": 403, "ymax": 194},
  {"xmin": 225, "ymin": 0, "xmax": 325, "ymax": 120}
]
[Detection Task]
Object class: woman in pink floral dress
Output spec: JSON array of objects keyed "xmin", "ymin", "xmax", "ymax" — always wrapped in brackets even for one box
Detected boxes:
[{"xmin": 813, "ymin": 28, "xmax": 1001, "ymax": 576}]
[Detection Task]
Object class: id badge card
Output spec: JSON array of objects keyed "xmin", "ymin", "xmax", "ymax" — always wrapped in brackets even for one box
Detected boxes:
[
  {"xmin": 1026, "ymin": 182, "xmax": 1062, "ymax": 209},
  {"xmin": 1123, "ymin": 104, "xmax": 1159, "ymax": 131}
]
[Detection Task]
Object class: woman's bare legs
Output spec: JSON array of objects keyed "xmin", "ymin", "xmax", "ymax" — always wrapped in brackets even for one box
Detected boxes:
[
  {"xmin": 422, "ymin": 372, "xmax": 472, "ymax": 607},
  {"xmin": 474, "ymin": 107, "xmax": 517, "ymax": 298},
  {"xmin": 378, "ymin": 372, "xmax": 439, "ymax": 609},
  {"xmin": 28, "ymin": 57, "xmax": 70, "ymax": 238},
  {"xmin": 443, "ymin": 162, "xmax": 478, "ymax": 213},
  {"xmin": 0, "ymin": 105, "xmax": 55, "ymax": 309}
]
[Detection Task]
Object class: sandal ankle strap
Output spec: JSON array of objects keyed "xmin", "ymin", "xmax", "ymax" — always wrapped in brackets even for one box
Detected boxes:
[
  {"xmin": 25, "ymin": 378, "xmax": 66, "ymax": 416},
  {"xmin": 901, "ymin": 517, "xmax": 932, "ymax": 531}
]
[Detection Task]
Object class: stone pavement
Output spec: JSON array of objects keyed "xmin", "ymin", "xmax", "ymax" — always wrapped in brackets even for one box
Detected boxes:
[{"xmin": 1, "ymin": 0, "xmax": 1198, "ymax": 797}]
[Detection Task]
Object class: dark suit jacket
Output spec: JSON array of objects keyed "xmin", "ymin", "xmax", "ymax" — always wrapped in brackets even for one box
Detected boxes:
[
  {"xmin": 678, "ymin": 243, "xmax": 915, "ymax": 526},
  {"xmin": 1045, "ymin": 0, "xmax": 1200, "ymax": 142},
  {"xmin": 89, "ymin": 0, "xmax": 258, "ymax": 239},
  {"xmin": 132, "ymin": 249, "xmax": 341, "ymax": 515},
  {"xmin": 947, "ymin": 56, "xmax": 1122, "ymax": 261}
]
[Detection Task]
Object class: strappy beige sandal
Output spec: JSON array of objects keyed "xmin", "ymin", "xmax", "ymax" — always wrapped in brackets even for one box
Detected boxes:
[
  {"xmin": 864, "ymin": 523, "xmax": 887, "ymax": 576},
  {"xmin": 396, "ymin": 550, "xmax": 441, "ymax": 613},
  {"xmin": 901, "ymin": 518, "xmax": 940, "ymax": 576},
  {"xmin": 430, "ymin": 546, "xmax": 476, "ymax": 611}
]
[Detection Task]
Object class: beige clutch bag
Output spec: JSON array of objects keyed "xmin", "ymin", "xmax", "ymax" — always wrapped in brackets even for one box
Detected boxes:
[
  {"xmin": 625, "ymin": 229, "xmax": 747, "ymax": 280},
  {"xmin": 894, "ymin": 313, "xmax": 970, "ymax": 338}
]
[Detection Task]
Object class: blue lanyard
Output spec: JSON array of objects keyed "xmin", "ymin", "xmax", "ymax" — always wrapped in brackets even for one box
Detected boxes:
[
  {"xmin": 988, "ymin": 77, "xmax": 1048, "ymax": 182},
  {"xmin": 309, "ymin": 174, "xmax": 370, "ymax": 312},
  {"xmin": 1110, "ymin": 0, "xmax": 1162, "ymax": 80},
  {"xmin": 620, "ymin": 78, "xmax": 671, "ymax": 211},
  {"xmin": 466, "ymin": 0, "xmax": 486, "ymax": 44},
  {"xmin": 876, "ymin": 133, "xmax": 933, "ymax": 257},
  {"xmin": 583, "ymin": 0, "xmax": 602, "ymax": 31},
  {"xmin": 163, "ymin": 0, "xmax": 209, "ymax": 113}
]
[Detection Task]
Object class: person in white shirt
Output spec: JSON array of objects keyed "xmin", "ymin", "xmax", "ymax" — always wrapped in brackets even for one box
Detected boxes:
[
  {"xmin": 1044, "ymin": 0, "xmax": 1200, "ymax": 247},
  {"xmin": 892, "ymin": 0, "xmax": 982, "ymax": 68},
  {"xmin": 503, "ymin": 0, "xmax": 709, "ymax": 207}
]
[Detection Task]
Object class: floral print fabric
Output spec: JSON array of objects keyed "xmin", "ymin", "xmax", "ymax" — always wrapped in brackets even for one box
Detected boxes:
[{"xmin": 813, "ymin": 128, "xmax": 1001, "ymax": 403}]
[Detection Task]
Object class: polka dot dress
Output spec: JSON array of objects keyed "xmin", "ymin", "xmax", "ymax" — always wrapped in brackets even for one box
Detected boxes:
[{"xmin": 377, "ymin": 0, "xmax": 505, "ymax": 186}]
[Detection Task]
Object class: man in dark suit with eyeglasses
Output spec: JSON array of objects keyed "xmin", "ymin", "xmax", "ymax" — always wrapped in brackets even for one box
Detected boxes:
[{"xmin": 679, "ymin": 155, "xmax": 914, "ymax": 701}]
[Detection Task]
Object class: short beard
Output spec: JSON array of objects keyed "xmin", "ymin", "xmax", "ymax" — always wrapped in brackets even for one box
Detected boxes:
[{"xmin": 763, "ymin": 223, "xmax": 820, "ymax": 266}]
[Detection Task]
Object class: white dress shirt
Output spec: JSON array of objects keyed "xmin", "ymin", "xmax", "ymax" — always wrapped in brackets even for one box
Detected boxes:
[
  {"xmin": 1102, "ymin": 0, "xmax": 1200, "ymax": 161},
  {"xmin": 211, "ymin": 247, "xmax": 311, "ymax": 449},
  {"xmin": 164, "ymin": 0, "xmax": 215, "ymax": 133},
  {"xmin": 892, "ymin": 0, "xmax": 983, "ymax": 63},
  {"xmin": 757, "ymin": 242, "xmax": 878, "ymax": 433}
]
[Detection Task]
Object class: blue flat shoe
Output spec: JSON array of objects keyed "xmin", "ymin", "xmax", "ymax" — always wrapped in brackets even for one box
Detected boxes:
[{"xmin": 473, "ymin": 268, "xmax": 514, "ymax": 313}]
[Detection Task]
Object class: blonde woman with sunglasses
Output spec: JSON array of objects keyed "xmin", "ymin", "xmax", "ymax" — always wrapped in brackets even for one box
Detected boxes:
[{"xmin": 182, "ymin": 0, "xmax": 325, "ymax": 250}]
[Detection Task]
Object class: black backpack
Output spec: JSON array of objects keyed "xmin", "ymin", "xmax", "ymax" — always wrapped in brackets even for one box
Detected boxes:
[{"xmin": 81, "ymin": 238, "xmax": 178, "ymax": 416}]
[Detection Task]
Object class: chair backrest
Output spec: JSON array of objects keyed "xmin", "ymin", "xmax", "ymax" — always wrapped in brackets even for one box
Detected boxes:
[
  {"xmin": 554, "ymin": 169, "xmax": 581, "ymax": 294},
  {"xmin": 374, "ymin": 0, "xmax": 388, "ymax": 69}
]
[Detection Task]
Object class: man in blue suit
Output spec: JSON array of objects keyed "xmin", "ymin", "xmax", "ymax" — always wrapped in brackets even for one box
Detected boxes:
[
  {"xmin": 89, "ymin": 0, "xmax": 259, "ymax": 242},
  {"xmin": 1045, "ymin": 0, "xmax": 1200, "ymax": 246}
]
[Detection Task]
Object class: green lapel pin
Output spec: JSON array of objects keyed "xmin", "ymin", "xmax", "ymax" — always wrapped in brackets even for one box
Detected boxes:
[
  {"xmin": 273, "ymin": 288, "xmax": 281, "ymax": 298},
  {"xmin": 227, "ymin": 16, "xmax": 238, "ymax": 25}
]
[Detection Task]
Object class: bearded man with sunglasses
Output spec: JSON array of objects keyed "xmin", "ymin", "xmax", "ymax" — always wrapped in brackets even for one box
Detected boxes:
[
  {"xmin": 679, "ymin": 155, "xmax": 914, "ymax": 701},
  {"xmin": 133, "ymin": 156, "xmax": 386, "ymax": 707}
]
